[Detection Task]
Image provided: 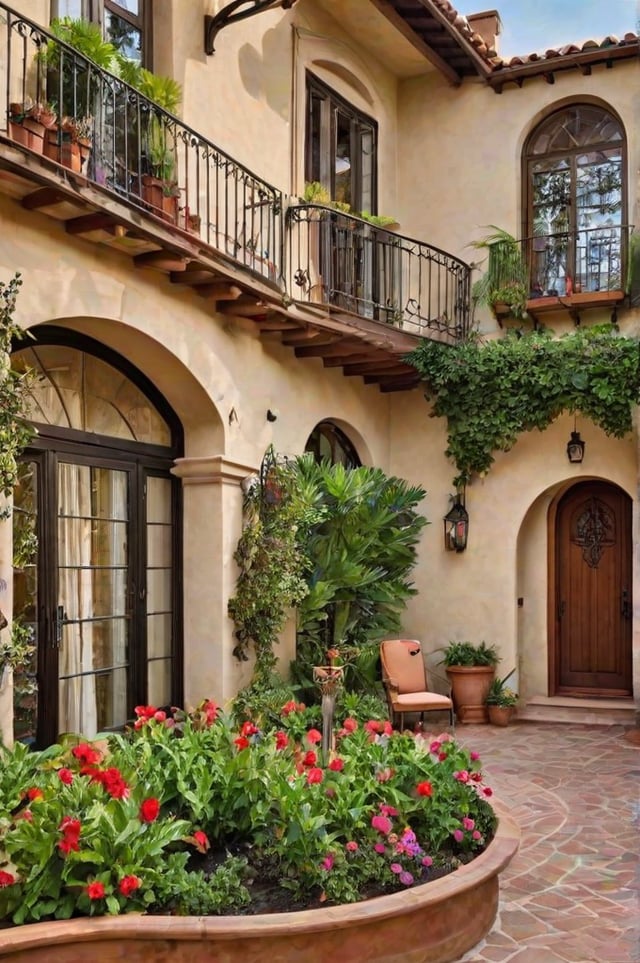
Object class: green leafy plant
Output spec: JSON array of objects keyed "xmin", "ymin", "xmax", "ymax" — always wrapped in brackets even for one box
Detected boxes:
[
  {"xmin": 303, "ymin": 181, "xmax": 331, "ymax": 204},
  {"xmin": 485, "ymin": 673, "xmax": 518, "ymax": 707},
  {"xmin": 0, "ymin": 620, "xmax": 35, "ymax": 678},
  {"xmin": 408, "ymin": 326, "xmax": 640, "ymax": 486},
  {"xmin": 359, "ymin": 211, "xmax": 397, "ymax": 228},
  {"xmin": 471, "ymin": 226, "xmax": 529, "ymax": 321},
  {"xmin": 438, "ymin": 641, "xmax": 500, "ymax": 668},
  {"xmin": 0, "ymin": 275, "xmax": 35, "ymax": 506}
]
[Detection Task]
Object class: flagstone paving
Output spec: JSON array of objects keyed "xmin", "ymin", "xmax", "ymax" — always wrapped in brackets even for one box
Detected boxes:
[{"xmin": 454, "ymin": 722, "xmax": 639, "ymax": 963}]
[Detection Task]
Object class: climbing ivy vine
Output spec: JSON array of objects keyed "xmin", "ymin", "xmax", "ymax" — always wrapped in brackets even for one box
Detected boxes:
[
  {"xmin": 0, "ymin": 274, "xmax": 35, "ymax": 506},
  {"xmin": 408, "ymin": 326, "xmax": 640, "ymax": 486}
]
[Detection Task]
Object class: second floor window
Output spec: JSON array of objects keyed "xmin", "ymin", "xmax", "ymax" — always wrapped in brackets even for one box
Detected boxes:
[
  {"xmin": 51, "ymin": 0, "xmax": 151, "ymax": 66},
  {"xmin": 305, "ymin": 73, "xmax": 377, "ymax": 214}
]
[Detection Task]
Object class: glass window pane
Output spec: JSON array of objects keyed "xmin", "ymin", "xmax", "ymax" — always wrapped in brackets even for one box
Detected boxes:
[
  {"xmin": 60, "ymin": 617, "xmax": 129, "ymax": 672},
  {"xmin": 58, "ymin": 519, "xmax": 128, "ymax": 568},
  {"xmin": 109, "ymin": 0, "xmax": 140, "ymax": 13},
  {"xmin": 147, "ymin": 523, "xmax": 172, "ymax": 567},
  {"xmin": 147, "ymin": 568, "xmax": 172, "ymax": 614},
  {"xmin": 105, "ymin": 12, "xmax": 142, "ymax": 61},
  {"xmin": 147, "ymin": 613, "xmax": 172, "ymax": 658},
  {"xmin": 148, "ymin": 658, "xmax": 171, "ymax": 707},
  {"xmin": 147, "ymin": 476, "xmax": 172, "ymax": 523},
  {"xmin": 59, "ymin": 665, "xmax": 128, "ymax": 735}
]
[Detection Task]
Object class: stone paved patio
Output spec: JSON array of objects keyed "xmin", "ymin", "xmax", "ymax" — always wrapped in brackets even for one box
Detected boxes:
[{"xmin": 454, "ymin": 722, "xmax": 640, "ymax": 963}]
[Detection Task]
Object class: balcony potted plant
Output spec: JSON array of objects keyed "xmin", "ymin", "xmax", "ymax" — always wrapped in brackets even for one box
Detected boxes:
[
  {"xmin": 439, "ymin": 641, "xmax": 499, "ymax": 724},
  {"xmin": 485, "ymin": 672, "xmax": 518, "ymax": 727},
  {"xmin": 471, "ymin": 226, "xmax": 529, "ymax": 323},
  {"xmin": 8, "ymin": 101, "xmax": 57, "ymax": 155}
]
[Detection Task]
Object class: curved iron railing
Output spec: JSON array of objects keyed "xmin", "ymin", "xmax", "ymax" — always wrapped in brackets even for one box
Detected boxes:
[
  {"xmin": 0, "ymin": 4, "xmax": 283, "ymax": 285},
  {"xmin": 286, "ymin": 204, "xmax": 471, "ymax": 340}
]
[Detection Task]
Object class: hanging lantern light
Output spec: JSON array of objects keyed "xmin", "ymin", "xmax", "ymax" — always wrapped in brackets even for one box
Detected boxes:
[
  {"xmin": 566, "ymin": 430, "xmax": 585, "ymax": 464},
  {"xmin": 443, "ymin": 492, "xmax": 469, "ymax": 553}
]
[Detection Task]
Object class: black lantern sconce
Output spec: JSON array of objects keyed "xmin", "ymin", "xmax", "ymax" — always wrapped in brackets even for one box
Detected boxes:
[
  {"xmin": 566, "ymin": 430, "xmax": 585, "ymax": 464},
  {"xmin": 444, "ymin": 491, "xmax": 469, "ymax": 553}
]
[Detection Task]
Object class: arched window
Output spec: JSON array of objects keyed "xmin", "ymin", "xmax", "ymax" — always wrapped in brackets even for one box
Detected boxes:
[
  {"xmin": 11, "ymin": 331, "xmax": 182, "ymax": 747},
  {"xmin": 305, "ymin": 421, "xmax": 361, "ymax": 468},
  {"xmin": 524, "ymin": 103, "xmax": 626, "ymax": 297}
]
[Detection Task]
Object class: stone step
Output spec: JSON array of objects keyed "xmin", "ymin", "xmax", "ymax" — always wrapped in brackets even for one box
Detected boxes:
[{"xmin": 518, "ymin": 695, "xmax": 637, "ymax": 726}]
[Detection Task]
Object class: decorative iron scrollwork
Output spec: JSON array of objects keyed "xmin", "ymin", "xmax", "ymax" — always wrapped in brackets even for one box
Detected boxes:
[
  {"xmin": 205, "ymin": 0, "xmax": 298, "ymax": 55},
  {"xmin": 572, "ymin": 497, "xmax": 615, "ymax": 568}
]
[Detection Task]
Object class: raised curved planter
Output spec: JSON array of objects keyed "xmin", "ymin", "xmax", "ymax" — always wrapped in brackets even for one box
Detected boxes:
[{"xmin": 0, "ymin": 810, "xmax": 519, "ymax": 963}]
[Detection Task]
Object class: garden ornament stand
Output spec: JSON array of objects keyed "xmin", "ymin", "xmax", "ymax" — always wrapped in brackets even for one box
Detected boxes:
[{"xmin": 313, "ymin": 658, "xmax": 344, "ymax": 763}]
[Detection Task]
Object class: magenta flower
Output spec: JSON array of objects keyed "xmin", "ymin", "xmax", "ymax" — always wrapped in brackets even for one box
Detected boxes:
[
  {"xmin": 422, "ymin": 855, "xmax": 433, "ymax": 867},
  {"xmin": 462, "ymin": 817, "xmax": 475, "ymax": 831},
  {"xmin": 374, "ymin": 843, "xmax": 386, "ymax": 854},
  {"xmin": 321, "ymin": 853, "xmax": 335, "ymax": 871},
  {"xmin": 390, "ymin": 863, "xmax": 402, "ymax": 874},
  {"xmin": 470, "ymin": 751, "xmax": 480, "ymax": 761},
  {"xmin": 454, "ymin": 770, "xmax": 469, "ymax": 783},
  {"xmin": 399, "ymin": 871, "xmax": 414, "ymax": 885},
  {"xmin": 371, "ymin": 814, "xmax": 392, "ymax": 835},
  {"xmin": 453, "ymin": 829, "xmax": 464, "ymax": 843},
  {"xmin": 345, "ymin": 841, "xmax": 358, "ymax": 852}
]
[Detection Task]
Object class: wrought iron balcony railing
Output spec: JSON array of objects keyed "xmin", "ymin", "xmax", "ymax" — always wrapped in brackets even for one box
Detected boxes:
[
  {"xmin": 286, "ymin": 204, "xmax": 471, "ymax": 341},
  {"xmin": 0, "ymin": 4, "xmax": 283, "ymax": 285},
  {"xmin": 523, "ymin": 225, "xmax": 631, "ymax": 301}
]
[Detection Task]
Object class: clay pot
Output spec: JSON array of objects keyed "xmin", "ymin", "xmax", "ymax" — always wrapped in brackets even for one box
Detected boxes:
[
  {"xmin": 488, "ymin": 705, "xmax": 515, "ymax": 727},
  {"xmin": 446, "ymin": 665, "xmax": 496, "ymax": 724}
]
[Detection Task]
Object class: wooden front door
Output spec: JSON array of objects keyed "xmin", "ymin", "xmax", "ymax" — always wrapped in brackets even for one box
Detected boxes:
[{"xmin": 553, "ymin": 480, "xmax": 632, "ymax": 696}]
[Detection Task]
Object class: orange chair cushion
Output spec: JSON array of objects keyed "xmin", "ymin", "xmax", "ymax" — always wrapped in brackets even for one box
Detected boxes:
[{"xmin": 392, "ymin": 692, "xmax": 453, "ymax": 711}]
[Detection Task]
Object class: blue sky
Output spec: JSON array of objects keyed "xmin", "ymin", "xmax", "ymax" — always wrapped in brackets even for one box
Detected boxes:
[{"xmin": 453, "ymin": 0, "xmax": 639, "ymax": 57}]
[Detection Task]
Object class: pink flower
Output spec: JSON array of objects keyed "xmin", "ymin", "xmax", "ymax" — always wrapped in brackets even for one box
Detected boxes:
[
  {"xmin": 470, "ymin": 751, "xmax": 480, "ymax": 761},
  {"xmin": 153, "ymin": 710, "xmax": 167, "ymax": 723},
  {"xmin": 454, "ymin": 770, "xmax": 469, "ymax": 783},
  {"xmin": 374, "ymin": 843, "xmax": 386, "ymax": 854},
  {"xmin": 342, "ymin": 718, "xmax": 358, "ymax": 732},
  {"xmin": 421, "ymin": 855, "xmax": 433, "ymax": 867},
  {"xmin": 390, "ymin": 862, "xmax": 402, "ymax": 874},
  {"xmin": 119, "ymin": 875, "xmax": 141, "ymax": 897},
  {"xmin": 0, "ymin": 871, "xmax": 15, "ymax": 887},
  {"xmin": 379, "ymin": 804, "xmax": 398, "ymax": 817},
  {"xmin": 453, "ymin": 829, "xmax": 464, "ymax": 842},
  {"xmin": 139, "ymin": 797, "xmax": 160, "ymax": 823},
  {"xmin": 306, "ymin": 729, "xmax": 322, "ymax": 745},
  {"xmin": 306, "ymin": 767, "xmax": 324, "ymax": 785},
  {"xmin": 86, "ymin": 881, "xmax": 105, "ymax": 900},
  {"xmin": 328, "ymin": 758, "xmax": 344, "ymax": 772},
  {"xmin": 472, "ymin": 830, "xmax": 482, "ymax": 841},
  {"xmin": 462, "ymin": 817, "xmax": 475, "ymax": 831},
  {"xmin": 399, "ymin": 871, "xmax": 414, "ymax": 886},
  {"xmin": 321, "ymin": 853, "xmax": 335, "ymax": 871},
  {"xmin": 58, "ymin": 768, "xmax": 73, "ymax": 785},
  {"xmin": 416, "ymin": 781, "xmax": 433, "ymax": 797},
  {"xmin": 429, "ymin": 741, "xmax": 441, "ymax": 754},
  {"xmin": 345, "ymin": 841, "xmax": 358, "ymax": 852},
  {"xmin": 371, "ymin": 814, "xmax": 392, "ymax": 835}
]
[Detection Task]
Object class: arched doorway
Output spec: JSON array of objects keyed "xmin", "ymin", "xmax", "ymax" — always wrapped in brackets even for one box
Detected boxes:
[
  {"xmin": 304, "ymin": 421, "xmax": 361, "ymax": 467},
  {"xmin": 549, "ymin": 480, "xmax": 632, "ymax": 697},
  {"xmin": 11, "ymin": 329, "xmax": 183, "ymax": 746}
]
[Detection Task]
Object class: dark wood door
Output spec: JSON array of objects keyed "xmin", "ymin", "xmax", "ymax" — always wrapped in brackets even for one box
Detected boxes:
[{"xmin": 554, "ymin": 481, "xmax": 632, "ymax": 696}]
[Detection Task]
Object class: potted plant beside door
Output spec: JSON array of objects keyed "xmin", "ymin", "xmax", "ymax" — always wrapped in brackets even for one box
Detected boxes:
[
  {"xmin": 485, "ymin": 672, "xmax": 518, "ymax": 727},
  {"xmin": 439, "ymin": 641, "xmax": 499, "ymax": 724}
]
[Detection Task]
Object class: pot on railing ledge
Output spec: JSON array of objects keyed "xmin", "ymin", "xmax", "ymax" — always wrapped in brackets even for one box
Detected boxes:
[
  {"xmin": 439, "ymin": 641, "xmax": 500, "ymax": 724},
  {"xmin": 43, "ymin": 116, "xmax": 92, "ymax": 174}
]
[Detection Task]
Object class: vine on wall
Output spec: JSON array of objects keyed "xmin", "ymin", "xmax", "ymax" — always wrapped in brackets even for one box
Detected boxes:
[{"xmin": 408, "ymin": 326, "xmax": 640, "ymax": 486}]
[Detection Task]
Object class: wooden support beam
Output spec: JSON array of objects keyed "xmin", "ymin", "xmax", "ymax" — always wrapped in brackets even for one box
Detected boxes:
[
  {"xmin": 219, "ymin": 301, "xmax": 275, "ymax": 318},
  {"xmin": 343, "ymin": 361, "xmax": 411, "ymax": 377},
  {"xmin": 295, "ymin": 340, "xmax": 361, "ymax": 359},
  {"xmin": 323, "ymin": 352, "xmax": 391, "ymax": 367},
  {"xmin": 170, "ymin": 269, "xmax": 218, "ymax": 285},
  {"xmin": 380, "ymin": 379, "xmax": 420, "ymax": 393},
  {"xmin": 65, "ymin": 212, "xmax": 120, "ymax": 235},
  {"xmin": 366, "ymin": 373, "xmax": 420, "ymax": 388},
  {"xmin": 22, "ymin": 187, "xmax": 67, "ymax": 210},
  {"xmin": 135, "ymin": 251, "xmax": 189, "ymax": 271},
  {"xmin": 195, "ymin": 282, "xmax": 243, "ymax": 300},
  {"xmin": 252, "ymin": 316, "xmax": 300, "ymax": 328},
  {"xmin": 280, "ymin": 329, "xmax": 327, "ymax": 346}
]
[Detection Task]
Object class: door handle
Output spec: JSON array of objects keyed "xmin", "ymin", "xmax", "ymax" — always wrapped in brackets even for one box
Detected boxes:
[{"xmin": 53, "ymin": 605, "xmax": 67, "ymax": 648}]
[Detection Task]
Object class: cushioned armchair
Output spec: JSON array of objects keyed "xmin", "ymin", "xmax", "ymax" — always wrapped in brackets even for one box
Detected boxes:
[{"xmin": 380, "ymin": 639, "xmax": 454, "ymax": 730}]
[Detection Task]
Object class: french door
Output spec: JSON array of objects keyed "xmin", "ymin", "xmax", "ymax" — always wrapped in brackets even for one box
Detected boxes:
[{"xmin": 14, "ymin": 443, "xmax": 179, "ymax": 747}]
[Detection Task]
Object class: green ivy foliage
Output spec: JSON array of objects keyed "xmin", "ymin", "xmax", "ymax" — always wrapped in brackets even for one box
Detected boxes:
[
  {"xmin": 0, "ymin": 274, "xmax": 35, "ymax": 503},
  {"xmin": 408, "ymin": 326, "xmax": 640, "ymax": 486}
]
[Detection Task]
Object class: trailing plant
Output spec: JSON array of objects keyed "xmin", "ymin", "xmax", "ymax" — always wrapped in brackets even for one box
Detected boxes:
[
  {"xmin": 292, "ymin": 456, "xmax": 427, "ymax": 694},
  {"xmin": 438, "ymin": 641, "xmax": 500, "ymax": 668},
  {"xmin": 0, "ymin": 619, "xmax": 35, "ymax": 679},
  {"xmin": 471, "ymin": 226, "xmax": 529, "ymax": 321},
  {"xmin": 0, "ymin": 275, "xmax": 35, "ymax": 507},
  {"xmin": 408, "ymin": 326, "xmax": 640, "ymax": 486},
  {"xmin": 227, "ymin": 447, "xmax": 311, "ymax": 681}
]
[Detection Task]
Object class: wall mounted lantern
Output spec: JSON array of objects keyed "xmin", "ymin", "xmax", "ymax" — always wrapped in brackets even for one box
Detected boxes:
[
  {"xmin": 566, "ymin": 430, "xmax": 585, "ymax": 464},
  {"xmin": 444, "ymin": 492, "xmax": 469, "ymax": 553}
]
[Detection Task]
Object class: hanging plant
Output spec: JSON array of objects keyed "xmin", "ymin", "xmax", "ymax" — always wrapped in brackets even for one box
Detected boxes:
[
  {"xmin": 408, "ymin": 325, "xmax": 640, "ymax": 486},
  {"xmin": 0, "ymin": 275, "xmax": 35, "ymax": 510}
]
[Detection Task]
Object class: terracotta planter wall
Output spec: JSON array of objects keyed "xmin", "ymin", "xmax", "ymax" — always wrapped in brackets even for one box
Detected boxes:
[
  {"xmin": 0, "ymin": 812, "xmax": 519, "ymax": 963},
  {"xmin": 488, "ymin": 705, "xmax": 515, "ymax": 727}
]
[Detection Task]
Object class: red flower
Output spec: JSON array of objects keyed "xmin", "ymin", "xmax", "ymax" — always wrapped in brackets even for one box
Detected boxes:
[
  {"xmin": 0, "ymin": 871, "xmax": 15, "ymax": 888},
  {"xmin": 16, "ymin": 809, "xmax": 32, "ymax": 822},
  {"xmin": 302, "ymin": 750, "xmax": 317, "ymax": 768},
  {"xmin": 192, "ymin": 830, "xmax": 210, "ymax": 853},
  {"xmin": 58, "ymin": 837, "xmax": 80, "ymax": 856},
  {"xmin": 153, "ymin": 710, "xmax": 167, "ymax": 722},
  {"xmin": 234, "ymin": 736, "xmax": 250, "ymax": 750},
  {"xmin": 482, "ymin": 787, "xmax": 493, "ymax": 797},
  {"xmin": 328, "ymin": 758, "xmax": 344, "ymax": 772},
  {"xmin": 281, "ymin": 700, "xmax": 298, "ymax": 716},
  {"xmin": 306, "ymin": 767, "xmax": 324, "ymax": 785},
  {"xmin": 118, "ymin": 875, "xmax": 141, "ymax": 897},
  {"xmin": 379, "ymin": 804, "xmax": 398, "ymax": 817},
  {"xmin": 139, "ymin": 797, "xmax": 160, "ymax": 823},
  {"xmin": 417, "ymin": 781, "xmax": 433, "ymax": 797},
  {"xmin": 275, "ymin": 731, "xmax": 288, "ymax": 750},
  {"xmin": 454, "ymin": 770, "xmax": 469, "ymax": 783},
  {"xmin": 342, "ymin": 718, "xmax": 358, "ymax": 733},
  {"xmin": 71, "ymin": 743, "xmax": 102, "ymax": 765},
  {"xmin": 60, "ymin": 816, "xmax": 82, "ymax": 838},
  {"xmin": 202, "ymin": 699, "xmax": 218, "ymax": 724},
  {"xmin": 26, "ymin": 787, "xmax": 43, "ymax": 801},
  {"xmin": 306, "ymin": 729, "xmax": 322, "ymax": 745},
  {"xmin": 240, "ymin": 721, "xmax": 259, "ymax": 737},
  {"xmin": 58, "ymin": 768, "xmax": 74, "ymax": 785},
  {"xmin": 134, "ymin": 705, "xmax": 156, "ymax": 718},
  {"xmin": 103, "ymin": 769, "xmax": 129, "ymax": 800},
  {"xmin": 86, "ymin": 881, "xmax": 106, "ymax": 900}
]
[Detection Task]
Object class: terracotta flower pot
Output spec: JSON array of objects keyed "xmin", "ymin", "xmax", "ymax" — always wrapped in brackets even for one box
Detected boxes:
[
  {"xmin": 8, "ymin": 116, "xmax": 45, "ymax": 155},
  {"xmin": 0, "ymin": 810, "xmax": 520, "ymax": 963},
  {"xmin": 488, "ymin": 704, "xmax": 515, "ymax": 727},
  {"xmin": 446, "ymin": 665, "xmax": 496, "ymax": 724}
]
